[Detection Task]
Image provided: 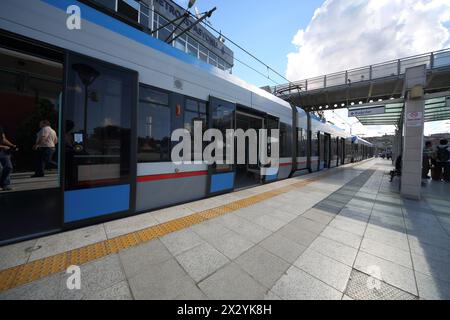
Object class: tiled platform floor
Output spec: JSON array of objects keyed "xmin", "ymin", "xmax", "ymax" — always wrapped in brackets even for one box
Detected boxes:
[{"xmin": 1, "ymin": 159, "xmax": 449, "ymax": 300}]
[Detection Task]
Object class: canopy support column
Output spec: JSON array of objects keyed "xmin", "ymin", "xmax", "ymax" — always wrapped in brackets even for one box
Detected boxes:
[{"xmin": 400, "ymin": 65, "xmax": 426, "ymax": 200}]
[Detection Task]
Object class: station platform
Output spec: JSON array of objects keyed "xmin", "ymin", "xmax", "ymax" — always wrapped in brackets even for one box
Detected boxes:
[{"xmin": 0, "ymin": 159, "xmax": 449, "ymax": 300}]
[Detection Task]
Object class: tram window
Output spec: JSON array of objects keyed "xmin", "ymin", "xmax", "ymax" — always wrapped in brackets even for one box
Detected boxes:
[
  {"xmin": 117, "ymin": 0, "xmax": 139, "ymax": 22},
  {"xmin": 65, "ymin": 56, "xmax": 135, "ymax": 189},
  {"xmin": 210, "ymin": 99, "xmax": 235, "ymax": 171},
  {"xmin": 184, "ymin": 99, "xmax": 208, "ymax": 134},
  {"xmin": 184, "ymin": 99, "xmax": 208, "ymax": 160},
  {"xmin": 297, "ymin": 129, "xmax": 307, "ymax": 157},
  {"xmin": 280, "ymin": 123, "xmax": 292, "ymax": 157},
  {"xmin": 311, "ymin": 131, "xmax": 319, "ymax": 157},
  {"xmin": 0, "ymin": 49, "xmax": 63, "ymax": 192},
  {"xmin": 331, "ymin": 136, "xmax": 337, "ymax": 159},
  {"xmin": 94, "ymin": 0, "xmax": 116, "ymax": 11},
  {"xmin": 138, "ymin": 87, "xmax": 171, "ymax": 163}
]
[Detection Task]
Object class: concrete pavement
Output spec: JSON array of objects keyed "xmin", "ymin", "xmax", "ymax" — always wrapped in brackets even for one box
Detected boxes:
[{"xmin": 1, "ymin": 159, "xmax": 449, "ymax": 300}]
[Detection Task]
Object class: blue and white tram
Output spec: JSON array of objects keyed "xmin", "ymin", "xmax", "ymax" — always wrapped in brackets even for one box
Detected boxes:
[{"xmin": 0, "ymin": 0, "xmax": 373, "ymax": 244}]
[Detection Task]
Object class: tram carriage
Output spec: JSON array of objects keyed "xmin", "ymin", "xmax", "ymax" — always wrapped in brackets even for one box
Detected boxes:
[{"xmin": 0, "ymin": 0, "xmax": 374, "ymax": 244}]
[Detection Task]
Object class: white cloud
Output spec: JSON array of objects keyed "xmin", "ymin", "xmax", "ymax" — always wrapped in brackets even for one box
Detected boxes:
[
  {"xmin": 287, "ymin": 0, "xmax": 450, "ymax": 80},
  {"xmin": 286, "ymin": 0, "xmax": 450, "ymax": 137}
]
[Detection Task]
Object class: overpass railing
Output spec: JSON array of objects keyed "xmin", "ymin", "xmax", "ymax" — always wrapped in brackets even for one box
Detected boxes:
[{"xmin": 273, "ymin": 48, "xmax": 450, "ymax": 95}]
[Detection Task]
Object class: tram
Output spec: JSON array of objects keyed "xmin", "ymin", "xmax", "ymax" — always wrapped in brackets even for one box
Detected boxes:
[{"xmin": 0, "ymin": 0, "xmax": 374, "ymax": 244}]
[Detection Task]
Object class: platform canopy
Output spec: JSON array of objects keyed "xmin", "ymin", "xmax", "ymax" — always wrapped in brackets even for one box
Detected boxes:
[{"xmin": 348, "ymin": 96, "xmax": 450, "ymax": 126}]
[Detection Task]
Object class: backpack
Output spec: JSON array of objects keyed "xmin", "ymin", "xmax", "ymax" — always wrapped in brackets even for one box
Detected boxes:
[{"xmin": 437, "ymin": 147, "xmax": 450, "ymax": 162}]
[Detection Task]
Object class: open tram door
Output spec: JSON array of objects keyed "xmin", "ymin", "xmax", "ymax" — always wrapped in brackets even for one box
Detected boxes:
[
  {"xmin": 235, "ymin": 107, "xmax": 266, "ymax": 189},
  {"xmin": 206, "ymin": 97, "xmax": 236, "ymax": 196},
  {"xmin": 0, "ymin": 33, "xmax": 64, "ymax": 244}
]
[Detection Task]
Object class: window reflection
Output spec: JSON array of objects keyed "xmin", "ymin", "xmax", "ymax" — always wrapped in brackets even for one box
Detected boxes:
[
  {"xmin": 211, "ymin": 100, "xmax": 235, "ymax": 171},
  {"xmin": 184, "ymin": 99, "xmax": 207, "ymax": 161},
  {"xmin": 298, "ymin": 129, "xmax": 307, "ymax": 157},
  {"xmin": 0, "ymin": 49, "xmax": 62, "ymax": 193},
  {"xmin": 311, "ymin": 131, "xmax": 319, "ymax": 157},
  {"xmin": 280, "ymin": 123, "xmax": 292, "ymax": 157},
  {"xmin": 138, "ymin": 86, "xmax": 171, "ymax": 163},
  {"xmin": 65, "ymin": 57, "xmax": 133, "ymax": 189}
]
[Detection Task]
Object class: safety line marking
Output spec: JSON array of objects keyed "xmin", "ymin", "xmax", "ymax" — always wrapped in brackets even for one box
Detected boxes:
[{"xmin": 0, "ymin": 161, "xmax": 368, "ymax": 293}]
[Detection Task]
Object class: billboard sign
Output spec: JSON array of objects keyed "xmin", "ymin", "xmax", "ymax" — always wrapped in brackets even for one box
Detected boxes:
[{"xmin": 349, "ymin": 106, "xmax": 386, "ymax": 117}]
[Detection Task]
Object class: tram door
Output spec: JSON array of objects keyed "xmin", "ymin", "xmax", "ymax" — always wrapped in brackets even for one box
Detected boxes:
[
  {"xmin": 235, "ymin": 110, "xmax": 265, "ymax": 189},
  {"xmin": 63, "ymin": 53, "xmax": 137, "ymax": 225},
  {"xmin": 319, "ymin": 133, "xmax": 331, "ymax": 170},
  {"xmin": 0, "ymin": 36, "xmax": 63, "ymax": 243},
  {"xmin": 340, "ymin": 138, "xmax": 345, "ymax": 166},
  {"xmin": 207, "ymin": 97, "xmax": 236, "ymax": 196}
]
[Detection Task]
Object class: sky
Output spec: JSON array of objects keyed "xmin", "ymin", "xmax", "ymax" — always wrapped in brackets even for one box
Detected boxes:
[{"xmin": 175, "ymin": 0, "xmax": 450, "ymax": 137}]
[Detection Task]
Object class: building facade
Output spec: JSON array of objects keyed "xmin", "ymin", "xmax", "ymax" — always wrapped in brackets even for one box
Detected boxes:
[{"xmin": 87, "ymin": 0, "xmax": 234, "ymax": 71}]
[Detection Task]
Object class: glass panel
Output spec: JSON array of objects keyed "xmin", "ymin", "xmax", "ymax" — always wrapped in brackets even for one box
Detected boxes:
[
  {"xmin": 297, "ymin": 129, "xmax": 307, "ymax": 157},
  {"xmin": 0, "ymin": 49, "xmax": 63, "ymax": 192},
  {"xmin": 211, "ymin": 98, "xmax": 235, "ymax": 172},
  {"xmin": 434, "ymin": 51, "xmax": 450, "ymax": 68},
  {"xmin": 140, "ymin": 13, "xmax": 149, "ymax": 28},
  {"xmin": 184, "ymin": 105, "xmax": 207, "ymax": 162},
  {"xmin": 118, "ymin": 0, "xmax": 139, "ymax": 21},
  {"xmin": 311, "ymin": 131, "xmax": 319, "ymax": 157},
  {"xmin": 400, "ymin": 55, "xmax": 430, "ymax": 73},
  {"xmin": 266, "ymin": 118, "xmax": 279, "ymax": 158},
  {"xmin": 139, "ymin": 87, "xmax": 169, "ymax": 105},
  {"xmin": 199, "ymin": 51, "xmax": 208, "ymax": 63},
  {"xmin": 199, "ymin": 102, "xmax": 206, "ymax": 114},
  {"xmin": 185, "ymin": 99, "xmax": 199, "ymax": 112},
  {"xmin": 94, "ymin": 0, "xmax": 116, "ymax": 11},
  {"xmin": 158, "ymin": 27, "xmax": 173, "ymax": 43},
  {"xmin": 280, "ymin": 123, "xmax": 292, "ymax": 157},
  {"xmin": 184, "ymin": 99, "xmax": 208, "ymax": 134},
  {"xmin": 174, "ymin": 35, "xmax": 186, "ymax": 51},
  {"xmin": 187, "ymin": 44, "xmax": 198, "ymax": 58},
  {"xmin": 140, "ymin": 3, "xmax": 149, "ymax": 16},
  {"xmin": 347, "ymin": 67, "xmax": 371, "ymax": 83},
  {"xmin": 209, "ymin": 53, "xmax": 218, "ymax": 67},
  {"xmin": 153, "ymin": 14, "xmax": 159, "ymax": 32},
  {"xmin": 138, "ymin": 86, "xmax": 170, "ymax": 163},
  {"xmin": 199, "ymin": 45, "xmax": 208, "ymax": 63},
  {"xmin": 65, "ymin": 55, "xmax": 135, "ymax": 189}
]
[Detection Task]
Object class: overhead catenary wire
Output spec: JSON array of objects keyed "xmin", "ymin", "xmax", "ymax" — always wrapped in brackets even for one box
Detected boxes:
[
  {"xmin": 185, "ymin": 9, "xmax": 294, "ymax": 86},
  {"xmin": 152, "ymin": 6, "xmax": 286, "ymax": 86}
]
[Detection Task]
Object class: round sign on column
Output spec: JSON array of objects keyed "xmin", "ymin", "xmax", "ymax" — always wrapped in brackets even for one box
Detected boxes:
[{"xmin": 406, "ymin": 112, "xmax": 423, "ymax": 127}]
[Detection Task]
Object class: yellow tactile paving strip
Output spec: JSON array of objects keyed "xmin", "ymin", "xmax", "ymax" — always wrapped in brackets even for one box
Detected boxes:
[{"xmin": 0, "ymin": 162, "xmax": 367, "ymax": 293}]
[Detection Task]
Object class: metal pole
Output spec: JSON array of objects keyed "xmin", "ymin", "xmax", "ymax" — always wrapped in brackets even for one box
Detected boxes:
[
  {"xmin": 151, "ymin": 12, "xmax": 189, "ymax": 36},
  {"xmin": 172, "ymin": 8, "xmax": 217, "ymax": 44},
  {"xmin": 165, "ymin": 13, "xmax": 190, "ymax": 43}
]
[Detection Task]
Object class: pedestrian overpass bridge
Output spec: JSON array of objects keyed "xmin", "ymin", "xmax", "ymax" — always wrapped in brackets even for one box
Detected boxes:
[
  {"xmin": 271, "ymin": 48, "xmax": 450, "ymax": 116},
  {"xmin": 269, "ymin": 48, "xmax": 450, "ymax": 200}
]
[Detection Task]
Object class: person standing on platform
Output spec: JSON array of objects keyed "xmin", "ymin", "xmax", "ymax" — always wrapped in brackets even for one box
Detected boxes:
[
  {"xmin": 31, "ymin": 120, "xmax": 58, "ymax": 178},
  {"xmin": 0, "ymin": 125, "xmax": 18, "ymax": 191},
  {"xmin": 422, "ymin": 141, "xmax": 433, "ymax": 180},
  {"xmin": 434, "ymin": 139, "xmax": 450, "ymax": 182}
]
